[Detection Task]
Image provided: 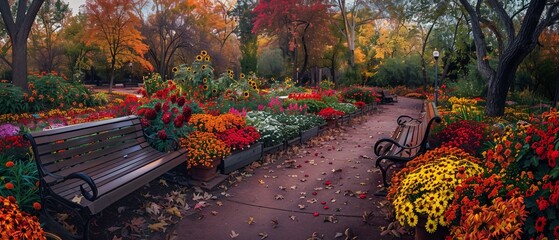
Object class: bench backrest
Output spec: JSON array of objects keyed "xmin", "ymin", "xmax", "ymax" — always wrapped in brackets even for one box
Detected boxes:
[
  {"xmin": 24, "ymin": 115, "xmax": 147, "ymax": 184},
  {"xmin": 417, "ymin": 102, "xmax": 441, "ymax": 153}
]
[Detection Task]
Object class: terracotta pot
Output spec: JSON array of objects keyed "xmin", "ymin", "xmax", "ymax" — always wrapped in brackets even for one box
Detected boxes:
[
  {"xmin": 190, "ymin": 158, "xmax": 221, "ymax": 181},
  {"xmin": 415, "ymin": 217, "xmax": 449, "ymax": 240}
]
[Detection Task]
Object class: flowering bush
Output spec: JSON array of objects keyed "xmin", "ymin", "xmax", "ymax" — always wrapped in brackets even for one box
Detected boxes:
[
  {"xmin": 137, "ymin": 83, "xmax": 198, "ymax": 151},
  {"xmin": 432, "ymin": 120, "xmax": 488, "ymax": 155},
  {"xmin": 444, "ymin": 174, "xmax": 529, "ymax": 239},
  {"xmin": 0, "ymin": 196, "xmax": 45, "ymax": 239},
  {"xmin": 389, "ymin": 148, "xmax": 484, "ymax": 233},
  {"xmin": 288, "ymin": 92, "xmax": 322, "ymax": 101},
  {"xmin": 353, "ymin": 101, "xmax": 366, "ymax": 108},
  {"xmin": 181, "ymin": 131, "xmax": 231, "ymax": 168},
  {"xmin": 317, "ymin": 107, "xmax": 344, "ymax": 120},
  {"xmin": 341, "ymin": 85, "xmax": 379, "ymax": 104},
  {"xmin": 218, "ymin": 126, "xmax": 260, "ymax": 151},
  {"xmin": 246, "ymin": 111, "xmax": 293, "ymax": 147},
  {"xmin": 189, "ymin": 113, "xmax": 245, "ymax": 134}
]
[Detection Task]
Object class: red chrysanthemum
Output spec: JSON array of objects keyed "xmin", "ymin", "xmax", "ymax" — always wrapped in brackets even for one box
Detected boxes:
[
  {"xmin": 174, "ymin": 115, "xmax": 185, "ymax": 128},
  {"xmin": 154, "ymin": 102, "xmax": 162, "ymax": 112},
  {"xmin": 535, "ymin": 216, "xmax": 547, "ymax": 233},
  {"xmin": 177, "ymin": 97, "xmax": 186, "ymax": 107},
  {"xmin": 162, "ymin": 112, "xmax": 172, "ymax": 124},
  {"xmin": 157, "ymin": 130, "xmax": 167, "ymax": 140},
  {"xmin": 5, "ymin": 161, "xmax": 14, "ymax": 168}
]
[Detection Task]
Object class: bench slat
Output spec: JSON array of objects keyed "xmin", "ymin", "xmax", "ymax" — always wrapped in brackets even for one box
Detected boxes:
[
  {"xmin": 82, "ymin": 149, "xmax": 186, "ymax": 214},
  {"xmin": 36, "ymin": 125, "xmax": 142, "ymax": 154},
  {"xmin": 53, "ymin": 147, "xmax": 164, "ymax": 197}
]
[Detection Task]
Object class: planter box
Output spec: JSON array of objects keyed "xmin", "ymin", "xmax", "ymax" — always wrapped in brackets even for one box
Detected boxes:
[
  {"xmin": 263, "ymin": 142, "xmax": 285, "ymax": 155},
  {"xmin": 286, "ymin": 136, "xmax": 301, "ymax": 146},
  {"xmin": 300, "ymin": 126, "xmax": 319, "ymax": 143},
  {"xmin": 220, "ymin": 143, "xmax": 263, "ymax": 174},
  {"xmin": 318, "ymin": 123, "xmax": 328, "ymax": 134},
  {"xmin": 341, "ymin": 115, "xmax": 350, "ymax": 125}
]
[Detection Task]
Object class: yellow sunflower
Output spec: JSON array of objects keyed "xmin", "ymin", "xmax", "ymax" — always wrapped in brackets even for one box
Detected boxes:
[
  {"xmin": 240, "ymin": 73, "xmax": 245, "ymax": 78},
  {"xmin": 248, "ymin": 77, "xmax": 252, "ymax": 81},
  {"xmin": 407, "ymin": 214, "xmax": 418, "ymax": 227},
  {"xmin": 187, "ymin": 67, "xmax": 192, "ymax": 72},
  {"xmin": 205, "ymin": 56, "xmax": 211, "ymax": 62},
  {"xmin": 196, "ymin": 55, "xmax": 203, "ymax": 61},
  {"xmin": 227, "ymin": 69, "xmax": 233, "ymax": 74},
  {"xmin": 425, "ymin": 218, "xmax": 437, "ymax": 233},
  {"xmin": 201, "ymin": 50, "xmax": 208, "ymax": 56},
  {"xmin": 201, "ymin": 65, "xmax": 207, "ymax": 70},
  {"xmin": 203, "ymin": 85, "xmax": 208, "ymax": 90},
  {"xmin": 243, "ymin": 91, "xmax": 249, "ymax": 98},
  {"xmin": 212, "ymin": 89, "xmax": 217, "ymax": 93},
  {"xmin": 203, "ymin": 78, "xmax": 208, "ymax": 83},
  {"xmin": 252, "ymin": 86, "xmax": 258, "ymax": 90},
  {"xmin": 172, "ymin": 67, "xmax": 178, "ymax": 72}
]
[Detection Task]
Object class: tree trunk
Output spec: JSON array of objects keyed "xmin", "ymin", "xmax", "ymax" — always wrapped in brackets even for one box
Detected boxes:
[
  {"xmin": 11, "ymin": 39, "xmax": 28, "ymax": 90},
  {"xmin": 109, "ymin": 60, "xmax": 116, "ymax": 94},
  {"xmin": 553, "ymin": 65, "xmax": 559, "ymax": 107}
]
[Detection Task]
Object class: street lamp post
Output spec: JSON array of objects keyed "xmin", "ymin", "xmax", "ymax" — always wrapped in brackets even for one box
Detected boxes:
[
  {"xmin": 129, "ymin": 62, "xmax": 133, "ymax": 83},
  {"xmin": 433, "ymin": 49, "xmax": 439, "ymax": 106}
]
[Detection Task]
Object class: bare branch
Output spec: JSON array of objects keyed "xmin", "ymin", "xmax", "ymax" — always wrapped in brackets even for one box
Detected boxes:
[{"xmin": 486, "ymin": 0, "xmax": 514, "ymax": 41}]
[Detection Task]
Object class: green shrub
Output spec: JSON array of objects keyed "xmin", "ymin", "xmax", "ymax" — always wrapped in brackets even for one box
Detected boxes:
[
  {"xmin": 0, "ymin": 83, "xmax": 26, "ymax": 114},
  {"xmin": 509, "ymin": 88, "xmax": 549, "ymax": 106},
  {"xmin": 290, "ymin": 99, "xmax": 327, "ymax": 113}
]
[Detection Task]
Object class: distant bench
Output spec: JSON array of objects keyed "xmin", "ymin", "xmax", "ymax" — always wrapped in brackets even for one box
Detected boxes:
[
  {"xmin": 25, "ymin": 115, "xmax": 186, "ymax": 239},
  {"xmin": 373, "ymin": 102, "xmax": 441, "ymax": 195}
]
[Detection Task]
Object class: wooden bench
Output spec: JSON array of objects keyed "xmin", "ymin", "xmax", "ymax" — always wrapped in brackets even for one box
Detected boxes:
[
  {"xmin": 24, "ymin": 115, "xmax": 186, "ymax": 239},
  {"xmin": 373, "ymin": 102, "xmax": 441, "ymax": 195},
  {"xmin": 379, "ymin": 89, "xmax": 398, "ymax": 104}
]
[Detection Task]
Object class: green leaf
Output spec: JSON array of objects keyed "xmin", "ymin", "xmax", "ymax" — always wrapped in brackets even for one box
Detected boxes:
[{"xmin": 550, "ymin": 167, "xmax": 559, "ymax": 179}]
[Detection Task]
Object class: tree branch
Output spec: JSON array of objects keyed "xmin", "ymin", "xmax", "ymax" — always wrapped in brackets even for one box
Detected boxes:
[
  {"xmin": 459, "ymin": 0, "xmax": 495, "ymax": 79},
  {"xmin": 0, "ymin": 1, "xmax": 16, "ymax": 37},
  {"xmin": 486, "ymin": 0, "xmax": 514, "ymax": 42}
]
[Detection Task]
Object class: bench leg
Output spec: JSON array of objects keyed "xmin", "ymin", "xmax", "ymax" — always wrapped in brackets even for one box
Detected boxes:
[{"xmin": 41, "ymin": 194, "xmax": 93, "ymax": 239}]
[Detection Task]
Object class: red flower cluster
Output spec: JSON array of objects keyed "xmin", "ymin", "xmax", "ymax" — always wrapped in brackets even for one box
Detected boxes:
[
  {"xmin": 434, "ymin": 120, "xmax": 487, "ymax": 155},
  {"xmin": 0, "ymin": 135, "xmax": 29, "ymax": 152},
  {"xmin": 288, "ymin": 93, "xmax": 322, "ymax": 101},
  {"xmin": 218, "ymin": 126, "xmax": 260, "ymax": 150},
  {"xmin": 525, "ymin": 116, "xmax": 559, "ymax": 168},
  {"xmin": 317, "ymin": 107, "xmax": 344, "ymax": 120},
  {"xmin": 353, "ymin": 101, "xmax": 366, "ymax": 108}
]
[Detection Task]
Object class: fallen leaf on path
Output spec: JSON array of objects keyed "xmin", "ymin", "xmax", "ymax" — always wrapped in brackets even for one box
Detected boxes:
[
  {"xmin": 258, "ymin": 232, "xmax": 269, "ymax": 239},
  {"xmin": 146, "ymin": 202, "xmax": 161, "ymax": 216},
  {"xmin": 159, "ymin": 179, "xmax": 168, "ymax": 187},
  {"xmin": 148, "ymin": 221, "xmax": 168, "ymax": 232},
  {"xmin": 298, "ymin": 204, "xmax": 306, "ymax": 209},
  {"xmin": 307, "ymin": 198, "xmax": 317, "ymax": 204},
  {"xmin": 194, "ymin": 201, "xmax": 207, "ymax": 210},
  {"xmin": 211, "ymin": 211, "xmax": 218, "ymax": 216},
  {"xmin": 117, "ymin": 207, "xmax": 125, "ymax": 214},
  {"xmin": 258, "ymin": 179, "xmax": 265, "ymax": 184},
  {"xmin": 324, "ymin": 215, "xmax": 338, "ymax": 223},
  {"xmin": 230, "ymin": 230, "xmax": 239, "ymax": 238},
  {"xmin": 270, "ymin": 218, "xmax": 279, "ymax": 228},
  {"xmin": 216, "ymin": 201, "xmax": 223, "ymax": 206},
  {"xmin": 112, "ymin": 236, "xmax": 122, "ymax": 240},
  {"xmin": 275, "ymin": 194, "xmax": 284, "ymax": 200},
  {"xmin": 278, "ymin": 186, "xmax": 286, "ymax": 191},
  {"xmin": 334, "ymin": 232, "xmax": 343, "ymax": 238},
  {"xmin": 166, "ymin": 207, "xmax": 182, "ymax": 218},
  {"xmin": 289, "ymin": 215, "xmax": 297, "ymax": 221},
  {"xmin": 247, "ymin": 216, "xmax": 255, "ymax": 225}
]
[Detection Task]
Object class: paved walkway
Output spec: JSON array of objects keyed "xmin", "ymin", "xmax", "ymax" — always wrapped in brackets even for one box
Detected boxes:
[{"xmin": 162, "ymin": 97, "xmax": 423, "ymax": 240}]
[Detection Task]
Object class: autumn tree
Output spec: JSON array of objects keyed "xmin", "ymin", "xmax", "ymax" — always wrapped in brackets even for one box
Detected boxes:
[
  {"xmin": 232, "ymin": 0, "xmax": 258, "ymax": 74},
  {"xmin": 459, "ymin": 0, "xmax": 559, "ymax": 116},
  {"xmin": 85, "ymin": 0, "xmax": 151, "ymax": 93},
  {"xmin": 252, "ymin": 0, "xmax": 333, "ymax": 82},
  {"xmin": 0, "ymin": 0, "xmax": 45, "ymax": 90},
  {"xmin": 142, "ymin": 0, "xmax": 200, "ymax": 79},
  {"xmin": 29, "ymin": 0, "xmax": 69, "ymax": 72},
  {"xmin": 63, "ymin": 13, "xmax": 97, "ymax": 82}
]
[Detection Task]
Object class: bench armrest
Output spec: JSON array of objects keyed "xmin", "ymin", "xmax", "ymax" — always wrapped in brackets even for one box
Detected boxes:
[
  {"xmin": 374, "ymin": 137, "xmax": 421, "ymax": 156},
  {"xmin": 397, "ymin": 115, "xmax": 421, "ymax": 125},
  {"xmin": 63, "ymin": 172, "xmax": 98, "ymax": 202}
]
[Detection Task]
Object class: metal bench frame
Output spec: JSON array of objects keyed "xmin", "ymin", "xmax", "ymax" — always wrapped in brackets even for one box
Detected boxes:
[{"xmin": 373, "ymin": 102, "xmax": 441, "ymax": 192}]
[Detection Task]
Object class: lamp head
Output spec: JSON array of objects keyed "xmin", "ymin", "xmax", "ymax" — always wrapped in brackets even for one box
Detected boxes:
[{"xmin": 433, "ymin": 49, "xmax": 440, "ymax": 60}]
